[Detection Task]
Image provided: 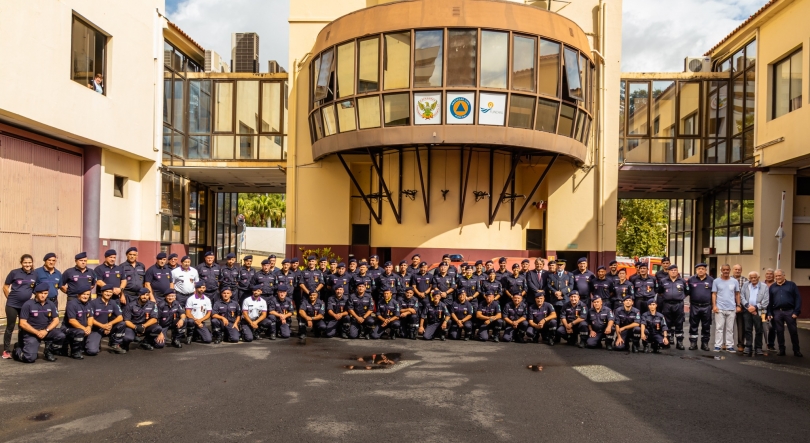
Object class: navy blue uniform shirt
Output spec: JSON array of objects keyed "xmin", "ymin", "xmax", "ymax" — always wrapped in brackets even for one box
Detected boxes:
[
  {"xmin": 421, "ymin": 302, "xmax": 449, "ymax": 324},
  {"xmin": 89, "ymin": 298, "xmax": 122, "ymax": 324},
  {"xmin": 614, "ymin": 306, "xmax": 641, "ymax": 327},
  {"xmin": 123, "ymin": 300, "xmax": 158, "ymax": 324},
  {"xmin": 687, "ymin": 275, "xmax": 714, "ymax": 304},
  {"xmin": 587, "ymin": 306, "xmax": 614, "ymax": 330},
  {"xmin": 64, "ymin": 298, "xmax": 93, "ymax": 328},
  {"xmin": 121, "ymin": 261, "xmax": 146, "ymax": 292},
  {"xmin": 4, "ymin": 268, "xmax": 37, "ymax": 309},
  {"xmin": 94, "ymin": 263, "xmax": 123, "ymax": 292},
  {"xmin": 19, "ymin": 298, "xmax": 58, "ymax": 331},
  {"xmin": 768, "ymin": 280, "xmax": 802, "ymax": 317},
  {"xmin": 61, "ymin": 266, "xmax": 96, "ymax": 297},
  {"xmin": 658, "ymin": 277, "xmax": 689, "ymax": 302},
  {"xmin": 157, "ymin": 300, "xmax": 185, "ymax": 327},
  {"xmin": 212, "ymin": 299, "xmax": 240, "ymax": 324},
  {"xmin": 144, "ymin": 264, "xmax": 173, "ymax": 299}
]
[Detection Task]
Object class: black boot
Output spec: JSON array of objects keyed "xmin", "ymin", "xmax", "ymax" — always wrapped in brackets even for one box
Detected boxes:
[
  {"xmin": 43, "ymin": 342, "xmax": 58, "ymax": 362},
  {"xmin": 606, "ymin": 339, "xmax": 614, "ymax": 351},
  {"xmin": 410, "ymin": 327, "xmax": 418, "ymax": 340},
  {"xmin": 578, "ymin": 334, "xmax": 587, "ymax": 348},
  {"xmin": 213, "ymin": 332, "xmax": 223, "ymax": 344},
  {"xmin": 390, "ymin": 328, "xmax": 397, "ymax": 340},
  {"xmin": 652, "ymin": 343, "xmax": 661, "ymax": 354},
  {"xmin": 109, "ymin": 344, "xmax": 127, "ymax": 354},
  {"xmin": 632, "ymin": 340, "xmax": 640, "ymax": 353},
  {"xmin": 492, "ymin": 329, "xmax": 501, "ymax": 343},
  {"xmin": 701, "ymin": 342, "xmax": 710, "ymax": 352},
  {"xmin": 254, "ymin": 327, "xmax": 265, "ymax": 340},
  {"xmin": 71, "ymin": 342, "xmax": 84, "ymax": 360},
  {"xmin": 439, "ymin": 329, "xmax": 446, "ymax": 341},
  {"xmin": 676, "ymin": 338, "xmax": 685, "ymax": 350},
  {"xmin": 172, "ymin": 338, "xmax": 183, "ymax": 348},
  {"xmin": 644, "ymin": 343, "xmax": 652, "ymax": 353},
  {"xmin": 689, "ymin": 341, "xmax": 698, "ymax": 350},
  {"xmin": 184, "ymin": 327, "xmax": 193, "ymax": 345},
  {"xmin": 140, "ymin": 341, "xmax": 154, "ymax": 351}
]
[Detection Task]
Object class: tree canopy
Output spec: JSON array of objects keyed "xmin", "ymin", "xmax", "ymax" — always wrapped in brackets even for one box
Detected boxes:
[
  {"xmin": 616, "ymin": 199, "xmax": 668, "ymax": 257},
  {"xmin": 238, "ymin": 193, "xmax": 286, "ymax": 228}
]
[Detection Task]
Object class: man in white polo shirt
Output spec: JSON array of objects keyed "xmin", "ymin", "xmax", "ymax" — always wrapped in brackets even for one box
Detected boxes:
[
  {"xmin": 172, "ymin": 256, "xmax": 199, "ymax": 308},
  {"xmin": 241, "ymin": 284, "xmax": 274, "ymax": 341},
  {"xmin": 184, "ymin": 281, "xmax": 212, "ymax": 344},
  {"xmin": 712, "ymin": 264, "xmax": 741, "ymax": 352}
]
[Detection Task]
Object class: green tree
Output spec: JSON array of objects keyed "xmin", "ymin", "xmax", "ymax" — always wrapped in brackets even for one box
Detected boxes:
[
  {"xmin": 616, "ymin": 199, "xmax": 668, "ymax": 257},
  {"xmin": 238, "ymin": 193, "xmax": 286, "ymax": 227}
]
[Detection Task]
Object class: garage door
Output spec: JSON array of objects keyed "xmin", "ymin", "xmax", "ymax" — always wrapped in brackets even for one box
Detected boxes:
[{"xmin": 0, "ymin": 134, "xmax": 82, "ymax": 317}]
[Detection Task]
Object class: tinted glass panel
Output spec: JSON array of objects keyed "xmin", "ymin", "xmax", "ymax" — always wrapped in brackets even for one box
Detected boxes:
[
  {"xmin": 535, "ymin": 98, "xmax": 558, "ymax": 132},
  {"xmin": 679, "ymin": 82, "xmax": 699, "ymax": 135},
  {"xmin": 508, "ymin": 95, "xmax": 535, "ymax": 128},
  {"xmin": 215, "ymin": 82, "xmax": 233, "ymax": 132},
  {"xmin": 337, "ymin": 42, "xmax": 356, "ymax": 98},
  {"xmin": 384, "ymin": 32, "xmax": 411, "ymax": 90},
  {"xmin": 562, "ymin": 48, "xmax": 583, "ymax": 100},
  {"xmin": 414, "ymin": 30, "xmax": 443, "ymax": 88},
  {"xmin": 538, "ymin": 39, "xmax": 559, "ymax": 96},
  {"xmin": 384, "ymin": 94, "xmax": 410, "ymax": 126},
  {"xmin": 627, "ymin": 82, "xmax": 648, "ymax": 135},
  {"xmin": 512, "ymin": 35, "xmax": 536, "ymax": 92},
  {"xmin": 358, "ymin": 38, "xmax": 380, "ymax": 93},
  {"xmin": 261, "ymin": 82, "xmax": 281, "ymax": 133},
  {"xmin": 358, "ymin": 96, "xmax": 381, "ymax": 129},
  {"xmin": 322, "ymin": 105, "xmax": 337, "ymax": 136},
  {"xmin": 314, "ymin": 49, "xmax": 334, "ymax": 101},
  {"xmin": 558, "ymin": 104, "xmax": 575, "ymax": 136},
  {"xmin": 189, "ymin": 80, "xmax": 211, "ymax": 134},
  {"xmin": 337, "ymin": 100, "xmax": 357, "ymax": 132},
  {"xmin": 236, "ymin": 81, "xmax": 259, "ymax": 134},
  {"xmin": 447, "ymin": 29, "xmax": 477, "ymax": 87},
  {"xmin": 652, "ymin": 81, "xmax": 675, "ymax": 137},
  {"xmin": 480, "ymin": 31, "xmax": 508, "ymax": 89}
]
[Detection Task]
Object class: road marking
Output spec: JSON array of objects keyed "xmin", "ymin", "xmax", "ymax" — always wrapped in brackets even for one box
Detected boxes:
[
  {"xmin": 740, "ymin": 360, "xmax": 810, "ymax": 377},
  {"xmin": 343, "ymin": 359, "xmax": 419, "ymax": 375},
  {"xmin": 8, "ymin": 410, "xmax": 132, "ymax": 442},
  {"xmin": 572, "ymin": 365, "xmax": 630, "ymax": 383}
]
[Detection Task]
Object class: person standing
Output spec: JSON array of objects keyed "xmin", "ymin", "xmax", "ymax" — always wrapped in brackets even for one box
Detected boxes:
[
  {"xmin": 763, "ymin": 268, "xmax": 777, "ymax": 351},
  {"xmin": 236, "ymin": 255, "xmax": 255, "ymax": 304},
  {"xmin": 657, "ymin": 265, "xmax": 689, "ymax": 350},
  {"xmin": 34, "ymin": 253, "xmax": 61, "ymax": 304},
  {"xmin": 546, "ymin": 259, "xmax": 573, "ymax": 319},
  {"xmin": 171, "ymin": 256, "xmax": 199, "ymax": 308},
  {"xmin": 219, "ymin": 253, "xmax": 240, "ymax": 298},
  {"xmin": 60, "ymin": 252, "xmax": 97, "ymax": 300},
  {"xmin": 711, "ymin": 264, "xmax": 741, "ymax": 353},
  {"xmin": 94, "ymin": 250, "xmax": 124, "ymax": 306},
  {"xmin": 740, "ymin": 271, "xmax": 768, "ymax": 356},
  {"xmin": 632, "ymin": 263, "xmax": 658, "ymax": 314},
  {"xmin": 732, "ymin": 264, "xmax": 749, "ymax": 352},
  {"xmin": 121, "ymin": 247, "xmax": 146, "ymax": 305},
  {"xmin": 3, "ymin": 254, "xmax": 37, "ymax": 359},
  {"xmin": 144, "ymin": 252, "xmax": 173, "ymax": 303},
  {"xmin": 572, "ymin": 258, "xmax": 595, "ymax": 302},
  {"xmin": 767, "ymin": 270, "xmax": 802, "ymax": 357},
  {"xmin": 196, "ymin": 251, "xmax": 221, "ymax": 302},
  {"xmin": 687, "ymin": 263, "xmax": 714, "ymax": 351}
]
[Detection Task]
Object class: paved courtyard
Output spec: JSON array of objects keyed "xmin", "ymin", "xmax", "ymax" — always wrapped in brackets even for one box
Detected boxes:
[{"xmin": 1, "ymin": 326, "xmax": 809, "ymax": 442}]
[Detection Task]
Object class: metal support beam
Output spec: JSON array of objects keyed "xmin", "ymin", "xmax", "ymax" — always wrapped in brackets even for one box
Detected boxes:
[
  {"xmin": 398, "ymin": 148, "xmax": 403, "ymax": 222},
  {"xmin": 459, "ymin": 147, "xmax": 473, "ymax": 224},
  {"xmin": 377, "ymin": 152, "xmax": 383, "ymax": 222},
  {"xmin": 337, "ymin": 153, "xmax": 381, "ymax": 224},
  {"xmin": 368, "ymin": 148, "xmax": 402, "ymax": 224},
  {"xmin": 488, "ymin": 148, "xmax": 494, "ymax": 226},
  {"xmin": 415, "ymin": 146, "xmax": 429, "ymax": 223},
  {"xmin": 489, "ymin": 153, "xmax": 519, "ymax": 225},
  {"xmin": 512, "ymin": 154, "xmax": 558, "ymax": 227}
]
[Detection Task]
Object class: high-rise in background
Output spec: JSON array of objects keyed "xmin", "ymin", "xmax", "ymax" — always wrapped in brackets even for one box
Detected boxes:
[{"xmin": 231, "ymin": 32, "xmax": 259, "ymax": 73}]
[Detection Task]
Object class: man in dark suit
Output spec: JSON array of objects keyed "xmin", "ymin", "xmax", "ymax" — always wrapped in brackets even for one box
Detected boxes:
[{"xmin": 526, "ymin": 257, "xmax": 548, "ymax": 302}]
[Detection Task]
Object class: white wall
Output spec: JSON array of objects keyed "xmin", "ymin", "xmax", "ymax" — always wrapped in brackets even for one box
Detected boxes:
[{"xmin": 244, "ymin": 227, "xmax": 286, "ymax": 255}]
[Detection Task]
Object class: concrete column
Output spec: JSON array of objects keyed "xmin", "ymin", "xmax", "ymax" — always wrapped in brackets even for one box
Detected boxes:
[{"xmin": 83, "ymin": 146, "xmax": 102, "ymax": 261}]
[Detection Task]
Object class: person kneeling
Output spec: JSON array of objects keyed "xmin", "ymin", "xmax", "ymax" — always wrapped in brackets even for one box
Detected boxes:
[
  {"xmin": 640, "ymin": 300, "xmax": 669, "ymax": 353},
  {"xmin": 371, "ymin": 289, "xmax": 400, "ymax": 340},
  {"xmin": 557, "ymin": 291, "xmax": 588, "ymax": 347},
  {"xmin": 122, "ymin": 288, "xmax": 161, "ymax": 351},
  {"xmin": 503, "ymin": 294, "xmax": 529, "ymax": 343},
  {"xmin": 155, "ymin": 291, "xmax": 186, "ymax": 348},
  {"xmin": 613, "ymin": 297, "xmax": 642, "ymax": 352},
  {"xmin": 586, "ymin": 297, "xmax": 615, "ymax": 349},
  {"xmin": 476, "ymin": 291, "xmax": 504, "ymax": 342},
  {"xmin": 87, "ymin": 284, "xmax": 127, "ymax": 355},
  {"xmin": 184, "ymin": 282, "xmax": 213, "ymax": 344},
  {"xmin": 61, "ymin": 283, "xmax": 94, "ymax": 359},
  {"xmin": 449, "ymin": 290, "xmax": 474, "ymax": 341},
  {"xmin": 526, "ymin": 293, "xmax": 557, "ymax": 345},
  {"xmin": 13, "ymin": 284, "xmax": 65, "ymax": 363},
  {"xmin": 419, "ymin": 290, "xmax": 450, "ymax": 341},
  {"xmin": 299, "ymin": 291, "xmax": 327, "ymax": 339},
  {"xmin": 241, "ymin": 285, "xmax": 273, "ymax": 341},
  {"xmin": 212, "ymin": 288, "xmax": 241, "ymax": 344}
]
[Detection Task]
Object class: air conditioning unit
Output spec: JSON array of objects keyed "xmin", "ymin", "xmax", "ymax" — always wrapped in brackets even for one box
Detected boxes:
[{"xmin": 684, "ymin": 56, "xmax": 712, "ymax": 73}]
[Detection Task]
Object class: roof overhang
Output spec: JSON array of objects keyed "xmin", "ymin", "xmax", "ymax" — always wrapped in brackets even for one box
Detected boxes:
[
  {"xmin": 618, "ymin": 163, "xmax": 763, "ymax": 199},
  {"xmin": 165, "ymin": 163, "xmax": 286, "ymax": 193}
]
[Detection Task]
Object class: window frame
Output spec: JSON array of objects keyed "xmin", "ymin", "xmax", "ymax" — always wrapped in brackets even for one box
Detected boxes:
[
  {"xmin": 71, "ymin": 14, "xmax": 108, "ymax": 95},
  {"xmin": 771, "ymin": 47, "xmax": 803, "ymax": 119}
]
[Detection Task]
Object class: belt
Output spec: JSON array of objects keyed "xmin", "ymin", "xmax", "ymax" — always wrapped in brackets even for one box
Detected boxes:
[
  {"xmin": 776, "ymin": 307, "xmax": 795, "ymax": 312},
  {"xmin": 662, "ymin": 299, "xmax": 683, "ymax": 303},
  {"xmin": 692, "ymin": 303, "xmax": 711, "ymax": 307},
  {"xmin": 177, "ymin": 292, "xmax": 193, "ymax": 297}
]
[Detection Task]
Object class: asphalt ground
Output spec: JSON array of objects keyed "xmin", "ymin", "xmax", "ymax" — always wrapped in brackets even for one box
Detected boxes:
[{"xmin": 0, "ymin": 322, "xmax": 809, "ymax": 442}]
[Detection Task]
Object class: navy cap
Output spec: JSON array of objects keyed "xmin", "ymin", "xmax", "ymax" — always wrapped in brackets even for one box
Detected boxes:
[
  {"xmin": 534, "ymin": 292, "xmax": 545, "ymax": 298},
  {"xmin": 194, "ymin": 281, "xmax": 206, "ymax": 288},
  {"xmin": 420, "ymin": 262, "xmax": 427, "ymax": 267},
  {"xmin": 695, "ymin": 263, "xmax": 707, "ymax": 269},
  {"xmin": 609, "ymin": 260, "xmax": 618, "ymax": 266},
  {"xmin": 244, "ymin": 255, "xmax": 254, "ymax": 261},
  {"xmin": 225, "ymin": 253, "xmax": 235, "ymax": 259},
  {"xmin": 442, "ymin": 254, "xmax": 450, "ymax": 259},
  {"xmin": 431, "ymin": 289, "xmax": 442, "ymax": 296},
  {"xmin": 291, "ymin": 257, "xmax": 299, "ymax": 262},
  {"xmin": 485, "ymin": 269, "xmax": 494, "ymax": 275},
  {"xmin": 307, "ymin": 255, "xmax": 317, "ymax": 261},
  {"xmin": 512, "ymin": 264, "xmax": 520, "ymax": 269},
  {"xmin": 181, "ymin": 256, "xmax": 190, "ymax": 262},
  {"xmin": 457, "ymin": 287, "xmax": 467, "ymax": 295},
  {"xmin": 439, "ymin": 262, "xmax": 448, "ymax": 267},
  {"xmin": 75, "ymin": 252, "xmax": 87, "ymax": 260},
  {"xmin": 661, "ymin": 256, "xmax": 671, "ymax": 261},
  {"xmin": 648, "ymin": 299, "xmax": 658, "ymax": 305},
  {"xmin": 577, "ymin": 257, "xmax": 587, "ymax": 264},
  {"xmin": 268, "ymin": 254, "xmax": 276, "ymax": 259},
  {"xmin": 668, "ymin": 265, "xmax": 678, "ymax": 270},
  {"xmin": 485, "ymin": 289, "xmax": 495, "ymax": 296},
  {"xmin": 277, "ymin": 284, "xmax": 289, "ymax": 292},
  {"xmin": 358, "ymin": 261, "xmax": 368, "ymax": 267},
  {"xmin": 164, "ymin": 290, "xmax": 176, "ymax": 297},
  {"xmin": 43, "ymin": 252, "xmax": 56, "ymax": 261},
  {"xmin": 370, "ymin": 254, "xmax": 379, "ymax": 259},
  {"xmin": 34, "ymin": 283, "xmax": 50, "ymax": 293},
  {"xmin": 330, "ymin": 259, "xmax": 337, "ymax": 264},
  {"xmin": 168, "ymin": 253, "xmax": 178, "ymax": 259},
  {"xmin": 570, "ymin": 290, "xmax": 580, "ymax": 296},
  {"xmin": 597, "ymin": 266, "xmax": 606, "ymax": 271},
  {"xmin": 411, "ymin": 254, "xmax": 420, "ymax": 259},
  {"xmin": 475, "ymin": 260, "xmax": 483, "ymax": 265},
  {"xmin": 355, "ymin": 281, "xmax": 366, "ymax": 287},
  {"xmin": 349, "ymin": 258, "xmax": 357, "ymax": 263},
  {"xmin": 521, "ymin": 259, "xmax": 530, "ymax": 264},
  {"xmin": 220, "ymin": 287, "xmax": 232, "ymax": 293},
  {"xmin": 281, "ymin": 259, "xmax": 290, "ymax": 264},
  {"xmin": 337, "ymin": 262, "xmax": 346, "ymax": 268},
  {"xmin": 485, "ymin": 260, "xmax": 493, "ymax": 265},
  {"xmin": 319, "ymin": 256, "xmax": 328, "ymax": 262},
  {"xmin": 384, "ymin": 261, "xmax": 392, "ymax": 267},
  {"xmin": 399, "ymin": 260, "xmax": 407, "ymax": 265},
  {"xmin": 156, "ymin": 252, "xmax": 167, "ymax": 259},
  {"xmin": 204, "ymin": 251, "xmax": 214, "ymax": 258},
  {"xmin": 638, "ymin": 262, "xmax": 648, "ymax": 268},
  {"xmin": 126, "ymin": 247, "xmax": 138, "ymax": 254},
  {"xmin": 461, "ymin": 262, "xmax": 469, "ymax": 268},
  {"xmin": 139, "ymin": 288, "xmax": 151, "ymax": 295},
  {"xmin": 251, "ymin": 284, "xmax": 263, "ymax": 291},
  {"xmin": 104, "ymin": 249, "xmax": 117, "ymax": 257},
  {"xmin": 100, "ymin": 284, "xmax": 116, "ymax": 292},
  {"xmin": 498, "ymin": 257, "xmax": 507, "ymax": 263},
  {"xmin": 404, "ymin": 286, "xmax": 414, "ymax": 292},
  {"xmin": 261, "ymin": 259, "xmax": 270, "ymax": 265}
]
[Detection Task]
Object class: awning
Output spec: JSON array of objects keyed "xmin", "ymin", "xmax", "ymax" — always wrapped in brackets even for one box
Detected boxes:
[
  {"xmin": 618, "ymin": 163, "xmax": 763, "ymax": 199},
  {"xmin": 165, "ymin": 164, "xmax": 286, "ymax": 193}
]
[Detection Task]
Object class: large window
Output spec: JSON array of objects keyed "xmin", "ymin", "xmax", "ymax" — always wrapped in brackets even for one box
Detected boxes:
[
  {"xmin": 161, "ymin": 172, "xmax": 184, "ymax": 247},
  {"xmin": 71, "ymin": 15, "xmax": 107, "ymax": 94},
  {"xmin": 384, "ymin": 32, "xmax": 411, "ymax": 90},
  {"xmin": 447, "ymin": 29, "xmax": 477, "ymax": 87},
  {"xmin": 707, "ymin": 176, "xmax": 754, "ymax": 255},
  {"xmin": 215, "ymin": 193, "xmax": 239, "ymax": 260},
  {"xmin": 480, "ymin": 31, "xmax": 508, "ymax": 89},
  {"xmin": 773, "ymin": 48, "xmax": 803, "ymax": 119},
  {"xmin": 668, "ymin": 199, "xmax": 694, "ymax": 276},
  {"xmin": 163, "ymin": 41, "xmax": 203, "ymax": 166},
  {"xmin": 538, "ymin": 39, "xmax": 560, "ymax": 97},
  {"xmin": 414, "ymin": 30, "xmax": 443, "ymax": 88},
  {"xmin": 188, "ymin": 183, "xmax": 209, "ymax": 264},
  {"xmin": 713, "ymin": 40, "xmax": 756, "ymax": 163},
  {"xmin": 358, "ymin": 37, "xmax": 380, "ymax": 93},
  {"xmin": 512, "ymin": 35, "xmax": 536, "ymax": 92}
]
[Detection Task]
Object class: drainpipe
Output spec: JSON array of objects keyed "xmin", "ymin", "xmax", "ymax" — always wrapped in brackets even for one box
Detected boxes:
[{"xmin": 82, "ymin": 146, "xmax": 102, "ymax": 261}]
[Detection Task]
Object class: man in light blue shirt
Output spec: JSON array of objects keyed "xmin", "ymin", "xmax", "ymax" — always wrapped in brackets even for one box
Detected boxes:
[
  {"xmin": 712, "ymin": 264, "xmax": 741, "ymax": 352},
  {"xmin": 34, "ymin": 253, "xmax": 61, "ymax": 303}
]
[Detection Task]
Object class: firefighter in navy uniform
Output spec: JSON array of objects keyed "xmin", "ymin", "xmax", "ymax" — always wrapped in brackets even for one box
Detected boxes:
[
  {"xmin": 196, "ymin": 251, "xmax": 221, "ymax": 302},
  {"xmin": 211, "ymin": 288, "xmax": 241, "ymax": 344},
  {"xmin": 61, "ymin": 283, "xmax": 93, "ymax": 359},
  {"xmin": 406, "ymin": 254, "xmax": 421, "ymax": 278},
  {"xmin": 409, "ymin": 262, "xmax": 432, "ymax": 303},
  {"xmin": 350, "ymin": 262, "xmax": 375, "ymax": 300},
  {"xmin": 144, "ymin": 252, "xmax": 174, "ymax": 303},
  {"xmin": 347, "ymin": 282, "xmax": 375, "ymax": 339},
  {"xmin": 299, "ymin": 256, "xmax": 324, "ymax": 305},
  {"xmin": 502, "ymin": 294, "xmax": 529, "ymax": 343},
  {"xmin": 155, "ymin": 291, "xmax": 185, "ymax": 348},
  {"xmin": 371, "ymin": 289, "xmax": 400, "ymax": 340},
  {"xmin": 585, "ymin": 297, "xmax": 615, "ymax": 350},
  {"xmin": 476, "ymin": 291, "xmax": 503, "ymax": 342},
  {"xmin": 640, "ymin": 300, "xmax": 669, "ymax": 353},
  {"xmin": 613, "ymin": 296, "xmax": 642, "ymax": 352},
  {"xmin": 591, "ymin": 266, "xmax": 613, "ymax": 307},
  {"xmin": 479, "ymin": 270, "xmax": 504, "ymax": 309},
  {"xmin": 60, "ymin": 252, "xmax": 97, "ymax": 300},
  {"xmin": 398, "ymin": 287, "xmax": 421, "ymax": 339},
  {"xmin": 571, "ymin": 257, "xmax": 595, "ymax": 303},
  {"xmin": 94, "ymin": 249, "xmax": 124, "ymax": 306},
  {"xmin": 547, "ymin": 259, "xmax": 573, "ymax": 319},
  {"xmin": 456, "ymin": 266, "xmax": 480, "ymax": 308},
  {"xmin": 236, "ymin": 255, "xmax": 255, "ymax": 304},
  {"xmin": 420, "ymin": 290, "xmax": 450, "ymax": 341},
  {"xmin": 656, "ymin": 257, "xmax": 672, "ymax": 283},
  {"xmin": 275, "ymin": 259, "xmax": 297, "ymax": 295},
  {"xmin": 325, "ymin": 285, "xmax": 351, "ymax": 339},
  {"xmin": 503, "ymin": 264, "xmax": 527, "ymax": 308},
  {"xmin": 251, "ymin": 259, "xmax": 278, "ymax": 309},
  {"xmin": 121, "ymin": 247, "xmax": 146, "ymax": 305},
  {"xmin": 494, "ymin": 257, "xmax": 510, "ymax": 284},
  {"xmin": 657, "ymin": 265, "xmax": 689, "ymax": 350},
  {"xmin": 557, "ymin": 291, "xmax": 589, "ymax": 347},
  {"xmin": 632, "ymin": 263, "xmax": 658, "ymax": 314},
  {"xmin": 606, "ymin": 260, "xmax": 621, "ymax": 287},
  {"xmin": 122, "ymin": 288, "xmax": 161, "ymax": 351},
  {"xmin": 431, "ymin": 263, "xmax": 456, "ymax": 308},
  {"xmin": 86, "ymin": 284, "xmax": 127, "ymax": 355},
  {"xmin": 219, "ymin": 253, "xmax": 240, "ymax": 298},
  {"xmin": 395, "ymin": 260, "xmax": 410, "ymax": 299},
  {"xmin": 268, "ymin": 284, "xmax": 295, "ymax": 339},
  {"xmin": 611, "ymin": 269, "xmax": 634, "ymax": 313},
  {"xmin": 449, "ymin": 290, "xmax": 474, "ymax": 341},
  {"xmin": 526, "ymin": 293, "xmax": 557, "ymax": 345},
  {"xmin": 687, "ymin": 263, "xmax": 714, "ymax": 351},
  {"xmin": 298, "ymin": 290, "xmax": 327, "ymax": 338},
  {"xmin": 375, "ymin": 262, "xmax": 401, "ymax": 304},
  {"xmin": 327, "ymin": 263, "xmax": 351, "ymax": 298},
  {"xmin": 13, "ymin": 283, "xmax": 65, "ymax": 363}
]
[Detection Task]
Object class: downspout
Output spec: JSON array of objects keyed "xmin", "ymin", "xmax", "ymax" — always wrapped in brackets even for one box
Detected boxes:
[{"xmin": 593, "ymin": 0, "xmax": 607, "ymax": 260}]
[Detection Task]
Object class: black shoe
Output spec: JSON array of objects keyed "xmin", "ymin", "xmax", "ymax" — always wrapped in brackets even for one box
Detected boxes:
[
  {"xmin": 778, "ymin": 349, "xmax": 786, "ymax": 356},
  {"xmin": 213, "ymin": 335, "xmax": 223, "ymax": 345},
  {"xmin": 109, "ymin": 344, "xmax": 127, "ymax": 354},
  {"xmin": 172, "ymin": 340, "xmax": 183, "ymax": 349},
  {"xmin": 606, "ymin": 341, "xmax": 614, "ymax": 351},
  {"xmin": 689, "ymin": 342, "xmax": 698, "ymax": 351},
  {"xmin": 269, "ymin": 335, "xmax": 276, "ymax": 340},
  {"xmin": 298, "ymin": 334, "xmax": 306, "ymax": 340},
  {"xmin": 701, "ymin": 343, "xmax": 710, "ymax": 352},
  {"xmin": 390, "ymin": 333, "xmax": 396, "ymax": 341},
  {"xmin": 548, "ymin": 338, "xmax": 555, "ymax": 346},
  {"xmin": 676, "ymin": 341, "xmax": 685, "ymax": 350},
  {"xmin": 464, "ymin": 336, "xmax": 470, "ymax": 341},
  {"xmin": 493, "ymin": 336, "xmax": 500, "ymax": 343},
  {"xmin": 631, "ymin": 344, "xmax": 638, "ymax": 353},
  {"xmin": 184, "ymin": 336, "xmax": 192, "ymax": 345},
  {"xmin": 440, "ymin": 335, "xmax": 446, "ymax": 341},
  {"xmin": 71, "ymin": 350, "xmax": 84, "ymax": 360},
  {"xmin": 767, "ymin": 345, "xmax": 776, "ymax": 351},
  {"xmin": 644, "ymin": 344, "xmax": 652, "ymax": 354},
  {"xmin": 44, "ymin": 350, "xmax": 57, "ymax": 362},
  {"xmin": 140, "ymin": 343, "xmax": 154, "ymax": 351},
  {"xmin": 364, "ymin": 334, "xmax": 370, "ymax": 340},
  {"xmin": 340, "ymin": 333, "xmax": 349, "ymax": 339},
  {"xmin": 795, "ymin": 351, "xmax": 804, "ymax": 357}
]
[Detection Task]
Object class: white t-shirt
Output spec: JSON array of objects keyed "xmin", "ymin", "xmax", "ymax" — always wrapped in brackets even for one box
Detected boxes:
[
  {"xmin": 172, "ymin": 267, "xmax": 199, "ymax": 294},
  {"xmin": 185, "ymin": 295, "xmax": 212, "ymax": 320},
  {"xmin": 242, "ymin": 296, "xmax": 267, "ymax": 321}
]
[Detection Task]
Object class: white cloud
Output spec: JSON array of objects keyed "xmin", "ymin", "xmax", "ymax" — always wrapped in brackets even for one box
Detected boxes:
[
  {"xmin": 167, "ymin": 0, "xmax": 290, "ymax": 72},
  {"xmin": 621, "ymin": 0, "xmax": 766, "ymax": 72}
]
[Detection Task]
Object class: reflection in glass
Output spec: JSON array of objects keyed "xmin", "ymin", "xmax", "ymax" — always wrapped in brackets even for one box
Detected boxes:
[
  {"xmin": 512, "ymin": 35, "xmax": 536, "ymax": 92},
  {"xmin": 238, "ymin": 135, "xmax": 256, "ymax": 159},
  {"xmin": 236, "ymin": 81, "xmax": 259, "ymax": 135},
  {"xmin": 562, "ymin": 48, "xmax": 583, "ymax": 101},
  {"xmin": 732, "ymin": 75, "xmax": 743, "ymax": 134},
  {"xmin": 480, "ymin": 31, "xmax": 508, "ymax": 89},
  {"xmin": 337, "ymin": 42, "xmax": 355, "ymax": 98},
  {"xmin": 261, "ymin": 82, "xmax": 281, "ymax": 132},
  {"xmin": 384, "ymin": 94, "xmax": 410, "ymax": 126},
  {"xmin": 733, "ymin": 49, "xmax": 745, "ymax": 73},
  {"xmin": 538, "ymin": 39, "xmax": 560, "ymax": 97},
  {"xmin": 259, "ymin": 135, "xmax": 283, "ymax": 159},
  {"xmin": 744, "ymin": 70, "xmax": 755, "ymax": 129},
  {"xmin": 414, "ymin": 30, "xmax": 443, "ymax": 88},
  {"xmin": 728, "ymin": 226, "xmax": 741, "ymax": 254},
  {"xmin": 173, "ymin": 80, "xmax": 184, "ymax": 130},
  {"xmin": 650, "ymin": 138, "xmax": 675, "ymax": 163},
  {"xmin": 164, "ymin": 71, "xmax": 172, "ymax": 124},
  {"xmin": 573, "ymin": 110, "xmax": 585, "ymax": 141},
  {"xmin": 337, "ymin": 100, "xmax": 357, "ymax": 132},
  {"xmin": 579, "ymin": 54, "xmax": 588, "ymax": 105},
  {"xmin": 535, "ymin": 98, "xmax": 558, "ymax": 133},
  {"xmin": 652, "ymin": 81, "xmax": 675, "ymax": 138},
  {"xmin": 358, "ymin": 96, "xmax": 381, "ymax": 129},
  {"xmin": 447, "ymin": 29, "xmax": 477, "ymax": 87},
  {"xmin": 624, "ymin": 139, "xmax": 651, "ymax": 163},
  {"xmin": 312, "ymin": 111, "xmax": 324, "ymax": 140},
  {"xmin": 558, "ymin": 104, "xmax": 575, "ymax": 136},
  {"xmin": 679, "ymin": 82, "xmax": 699, "ymax": 135},
  {"xmin": 508, "ymin": 95, "xmax": 535, "ymax": 129},
  {"xmin": 213, "ymin": 135, "xmax": 235, "ymax": 159},
  {"xmin": 627, "ymin": 82, "xmax": 648, "ymax": 135},
  {"xmin": 322, "ymin": 105, "xmax": 337, "ymax": 136},
  {"xmin": 358, "ymin": 38, "xmax": 380, "ymax": 93},
  {"xmin": 677, "ymin": 139, "xmax": 700, "ymax": 163},
  {"xmin": 215, "ymin": 82, "xmax": 233, "ymax": 132},
  {"xmin": 172, "ymin": 130, "xmax": 184, "ymax": 157},
  {"xmin": 745, "ymin": 40, "xmax": 757, "ymax": 68},
  {"xmin": 189, "ymin": 80, "xmax": 211, "ymax": 134},
  {"xmin": 314, "ymin": 49, "xmax": 334, "ymax": 101},
  {"xmin": 384, "ymin": 32, "xmax": 411, "ymax": 90},
  {"xmin": 731, "ymin": 136, "xmax": 742, "ymax": 163},
  {"xmin": 188, "ymin": 136, "xmax": 210, "ymax": 159}
]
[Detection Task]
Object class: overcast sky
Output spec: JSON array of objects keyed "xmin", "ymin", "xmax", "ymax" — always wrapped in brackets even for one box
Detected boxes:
[{"xmin": 165, "ymin": 0, "xmax": 767, "ymax": 73}]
